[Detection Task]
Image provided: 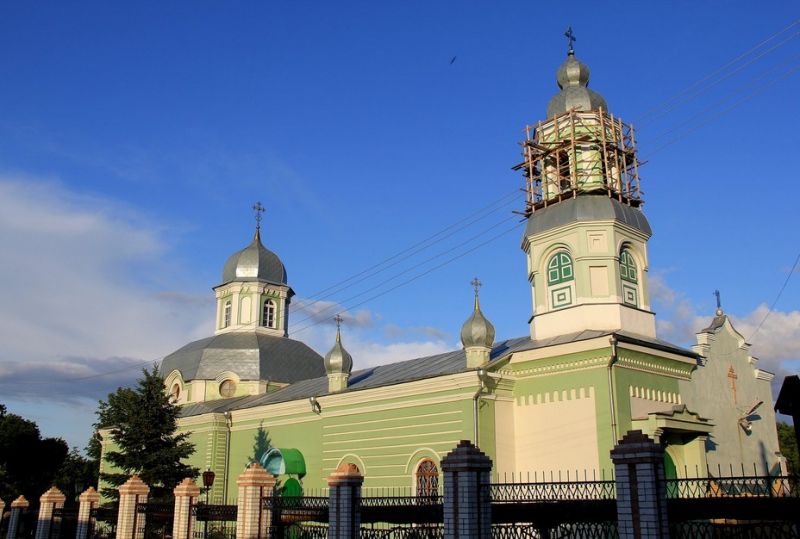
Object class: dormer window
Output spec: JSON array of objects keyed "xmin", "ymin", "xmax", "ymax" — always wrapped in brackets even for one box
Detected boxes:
[
  {"xmin": 262, "ymin": 299, "xmax": 276, "ymax": 328},
  {"xmin": 223, "ymin": 300, "xmax": 232, "ymax": 328}
]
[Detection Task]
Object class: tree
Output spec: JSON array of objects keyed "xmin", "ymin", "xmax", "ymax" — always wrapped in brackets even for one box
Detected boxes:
[
  {"xmin": 54, "ymin": 447, "xmax": 97, "ymax": 503},
  {"xmin": 778, "ymin": 422, "xmax": 799, "ymax": 473},
  {"xmin": 96, "ymin": 365, "xmax": 198, "ymax": 501},
  {"xmin": 0, "ymin": 404, "xmax": 69, "ymax": 503}
]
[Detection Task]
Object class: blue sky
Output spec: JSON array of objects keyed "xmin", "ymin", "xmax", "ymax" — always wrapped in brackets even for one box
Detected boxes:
[{"xmin": 0, "ymin": 1, "xmax": 798, "ymax": 449}]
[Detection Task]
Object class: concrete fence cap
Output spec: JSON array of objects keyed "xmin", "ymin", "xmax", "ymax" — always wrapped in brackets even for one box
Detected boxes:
[
  {"xmin": 119, "ymin": 475, "xmax": 151, "ymax": 495},
  {"xmin": 174, "ymin": 477, "xmax": 201, "ymax": 497},
  {"xmin": 79, "ymin": 487, "xmax": 101, "ymax": 503},
  {"xmin": 11, "ymin": 496, "xmax": 29, "ymax": 508},
  {"xmin": 40, "ymin": 486, "xmax": 66, "ymax": 503}
]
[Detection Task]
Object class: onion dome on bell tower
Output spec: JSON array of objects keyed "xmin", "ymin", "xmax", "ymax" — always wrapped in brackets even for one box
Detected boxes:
[
  {"xmin": 460, "ymin": 278, "xmax": 495, "ymax": 368},
  {"xmin": 516, "ymin": 29, "xmax": 656, "ymax": 342},
  {"xmin": 325, "ymin": 315, "xmax": 353, "ymax": 393}
]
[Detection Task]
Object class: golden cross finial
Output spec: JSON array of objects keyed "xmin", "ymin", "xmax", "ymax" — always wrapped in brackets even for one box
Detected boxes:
[
  {"xmin": 252, "ymin": 201, "xmax": 266, "ymax": 230},
  {"xmin": 564, "ymin": 26, "xmax": 576, "ymax": 55},
  {"xmin": 471, "ymin": 277, "xmax": 482, "ymax": 297}
]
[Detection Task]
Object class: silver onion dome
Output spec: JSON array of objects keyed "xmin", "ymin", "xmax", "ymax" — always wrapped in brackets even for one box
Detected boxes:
[
  {"xmin": 220, "ymin": 228, "xmax": 287, "ymax": 286},
  {"xmin": 460, "ymin": 294, "xmax": 495, "ymax": 349},
  {"xmin": 324, "ymin": 327, "xmax": 353, "ymax": 375},
  {"xmin": 546, "ymin": 52, "xmax": 608, "ymax": 118}
]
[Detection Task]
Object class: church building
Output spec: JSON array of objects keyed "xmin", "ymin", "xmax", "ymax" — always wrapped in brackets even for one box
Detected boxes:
[{"xmin": 98, "ymin": 46, "xmax": 784, "ymax": 503}]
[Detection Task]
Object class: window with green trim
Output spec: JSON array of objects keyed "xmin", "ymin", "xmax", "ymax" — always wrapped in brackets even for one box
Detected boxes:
[
  {"xmin": 547, "ymin": 252, "xmax": 574, "ymax": 285},
  {"xmin": 619, "ymin": 249, "xmax": 638, "ymax": 283}
]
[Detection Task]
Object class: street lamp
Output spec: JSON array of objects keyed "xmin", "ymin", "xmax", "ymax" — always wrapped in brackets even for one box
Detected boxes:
[
  {"xmin": 202, "ymin": 469, "xmax": 216, "ymax": 503},
  {"xmin": 201, "ymin": 469, "xmax": 216, "ymax": 539}
]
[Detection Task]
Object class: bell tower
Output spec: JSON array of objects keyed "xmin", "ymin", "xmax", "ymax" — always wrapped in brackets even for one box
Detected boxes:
[{"xmin": 517, "ymin": 36, "xmax": 656, "ymax": 340}]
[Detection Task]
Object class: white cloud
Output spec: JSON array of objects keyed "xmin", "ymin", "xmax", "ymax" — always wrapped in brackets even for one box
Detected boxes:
[
  {"xmin": 0, "ymin": 176, "xmax": 210, "ymax": 405},
  {"xmin": 289, "ymin": 298, "xmax": 374, "ymax": 329},
  {"xmin": 651, "ymin": 273, "xmax": 800, "ymax": 397}
]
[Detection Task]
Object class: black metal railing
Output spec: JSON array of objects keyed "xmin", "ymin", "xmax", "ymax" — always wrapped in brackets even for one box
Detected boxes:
[
  {"xmin": 492, "ymin": 522, "xmax": 619, "ymax": 539},
  {"xmin": 671, "ymin": 520, "xmax": 799, "ymax": 539},
  {"xmin": 135, "ymin": 502, "xmax": 174, "ymax": 539},
  {"xmin": 49, "ymin": 507, "xmax": 79, "ymax": 539},
  {"xmin": 191, "ymin": 504, "xmax": 236, "ymax": 539},
  {"xmin": 360, "ymin": 496, "xmax": 443, "ymax": 526},
  {"xmin": 490, "ymin": 480, "xmax": 616, "ymax": 502},
  {"xmin": 266, "ymin": 523, "xmax": 329, "ymax": 538},
  {"xmin": 360, "ymin": 525, "xmax": 444, "ymax": 538},
  {"xmin": 664, "ymin": 475, "xmax": 800, "ymax": 498},
  {"xmin": 89, "ymin": 507, "xmax": 117, "ymax": 539}
]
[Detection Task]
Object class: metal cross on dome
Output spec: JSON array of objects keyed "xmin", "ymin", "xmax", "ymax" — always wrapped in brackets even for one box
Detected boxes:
[
  {"xmin": 334, "ymin": 313, "xmax": 343, "ymax": 329},
  {"xmin": 564, "ymin": 26, "xmax": 576, "ymax": 54},
  {"xmin": 714, "ymin": 289, "xmax": 722, "ymax": 310},
  {"xmin": 252, "ymin": 201, "xmax": 266, "ymax": 230},
  {"xmin": 471, "ymin": 277, "xmax": 482, "ymax": 297}
]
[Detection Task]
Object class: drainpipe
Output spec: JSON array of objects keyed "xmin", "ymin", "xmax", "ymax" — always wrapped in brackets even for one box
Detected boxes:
[
  {"xmin": 473, "ymin": 369, "xmax": 488, "ymax": 447},
  {"xmin": 223, "ymin": 411, "xmax": 232, "ymax": 502},
  {"xmin": 607, "ymin": 336, "xmax": 619, "ymax": 444}
]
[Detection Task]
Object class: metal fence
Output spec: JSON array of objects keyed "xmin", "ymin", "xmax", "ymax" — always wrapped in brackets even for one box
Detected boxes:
[
  {"xmin": 191, "ymin": 504, "xmax": 237, "ymax": 539},
  {"xmin": 49, "ymin": 507, "xmax": 79, "ymax": 539},
  {"xmin": 89, "ymin": 507, "xmax": 117, "ymax": 539},
  {"xmin": 671, "ymin": 520, "xmax": 799, "ymax": 538},
  {"xmin": 665, "ymin": 474, "xmax": 800, "ymax": 498},
  {"xmin": 135, "ymin": 502, "xmax": 174, "ymax": 539},
  {"xmin": 490, "ymin": 480, "xmax": 616, "ymax": 502}
]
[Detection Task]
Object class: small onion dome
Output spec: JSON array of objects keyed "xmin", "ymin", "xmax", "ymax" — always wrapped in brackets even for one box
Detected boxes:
[
  {"xmin": 546, "ymin": 52, "xmax": 608, "ymax": 119},
  {"xmin": 460, "ymin": 294, "xmax": 495, "ymax": 349},
  {"xmin": 221, "ymin": 228, "xmax": 287, "ymax": 286},
  {"xmin": 324, "ymin": 327, "xmax": 353, "ymax": 375}
]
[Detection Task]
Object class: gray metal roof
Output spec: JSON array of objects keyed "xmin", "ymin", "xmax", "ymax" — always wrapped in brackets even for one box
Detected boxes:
[
  {"xmin": 546, "ymin": 53, "xmax": 608, "ymax": 118},
  {"xmin": 523, "ymin": 195, "xmax": 652, "ymax": 238},
  {"xmin": 180, "ymin": 329, "xmax": 696, "ymax": 417},
  {"xmin": 161, "ymin": 331, "xmax": 325, "ymax": 383},
  {"xmin": 220, "ymin": 230, "xmax": 287, "ymax": 287}
]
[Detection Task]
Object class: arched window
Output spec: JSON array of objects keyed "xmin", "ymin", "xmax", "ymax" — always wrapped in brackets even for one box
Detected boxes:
[
  {"xmin": 169, "ymin": 384, "xmax": 181, "ymax": 402},
  {"xmin": 547, "ymin": 252, "xmax": 574, "ymax": 285},
  {"xmin": 416, "ymin": 459, "xmax": 439, "ymax": 497},
  {"xmin": 223, "ymin": 300, "xmax": 232, "ymax": 328},
  {"xmin": 262, "ymin": 299, "xmax": 276, "ymax": 328},
  {"xmin": 619, "ymin": 249, "xmax": 638, "ymax": 283}
]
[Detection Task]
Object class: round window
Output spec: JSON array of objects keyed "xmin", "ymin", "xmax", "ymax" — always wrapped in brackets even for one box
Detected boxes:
[{"xmin": 219, "ymin": 379, "xmax": 237, "ymax": 398}]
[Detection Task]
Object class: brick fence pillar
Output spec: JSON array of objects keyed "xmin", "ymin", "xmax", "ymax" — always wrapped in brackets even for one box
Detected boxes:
[
  {"xmin": 35, "ymin": 487, "xmax": 66, "ymax": 539},
  {"xmin": 327, "ymin": 465, "xmax": 363, "ymax": 539},
  {"xmin": 116, "ymin": 476, "xmax": 150, "ymax": 539},
  {"xmin": 441, "ymin": 440, "xmax": 492, "ymax": 539},
  {"xmin": 0, "ymin": 500, "xmax": 5, "ymax": 537},
  {"xmin": 611, "ymin": 430, "xmax": 670, "ymax": 539},
  {"xmin": 235, "ymin": 463, "xmax": 275, "ymax": 539},
  {"xmin": 6, "ymin": 496, "xmax": 29, "ymax": 539},
  {"xmin": 172, "ymin": 478, "xmax": 200, "ymax": 539},
  {"xmin": 76, "ymin": 487, "xmax": 100, "ymax": 539}
]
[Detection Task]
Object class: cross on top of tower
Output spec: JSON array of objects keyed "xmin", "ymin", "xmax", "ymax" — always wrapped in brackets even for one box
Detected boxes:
[
  {"xmin": 252, "ymin": 201, "xmax": 266, "ymax": 230},
  {"xmin": 714, "ymin": 289, "xmax": 724, "ymax": 316},
  {"xmin": 471, "ymin": 277, "xmax": 482, "ymax": 297},
  {"xmin": 564, "ymin": 26, "xmax": 576, "ymax": 55},
  {"xmin": 334, "ymin": 313, "xmax": 343, "ymax": 330}
]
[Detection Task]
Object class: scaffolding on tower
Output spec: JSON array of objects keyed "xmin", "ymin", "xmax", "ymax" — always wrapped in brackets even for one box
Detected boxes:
[{"xmin": 513, "ymin": 108, "xmax": 643, "ymax": 217}]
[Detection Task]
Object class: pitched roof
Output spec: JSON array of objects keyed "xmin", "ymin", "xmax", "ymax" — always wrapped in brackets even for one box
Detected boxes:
[{"xmin": 179, "ymin": 329, "xmax": 696, "ymax": 418}]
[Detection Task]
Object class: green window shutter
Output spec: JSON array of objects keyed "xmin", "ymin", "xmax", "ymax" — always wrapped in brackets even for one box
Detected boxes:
[
  {"xmin": 547, "ymin": 252, "xmax": 574, "ymax": 285},
  {"xmin": 620, "ymin": 250, "xmax": 638, "ymax": 283}
]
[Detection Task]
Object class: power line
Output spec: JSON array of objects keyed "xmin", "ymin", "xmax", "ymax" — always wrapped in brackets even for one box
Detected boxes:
[
  {"xmin": 635, "ymin": 19, "xmax": 800, "ymax": 124},
  {"xmin": 641, "ymin": 61, "xmax": 800, "ymax": 159},
  {"xmin": 289, "ymin": 214, "xmax": 520, "ymax": 329},
  {"xmin": 749, "ymin": 252, "xmax": 800, "ymax": 342},
  {"xmin": 289, "ymin": 220, "xmax": 526, "ymax": 336}
]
